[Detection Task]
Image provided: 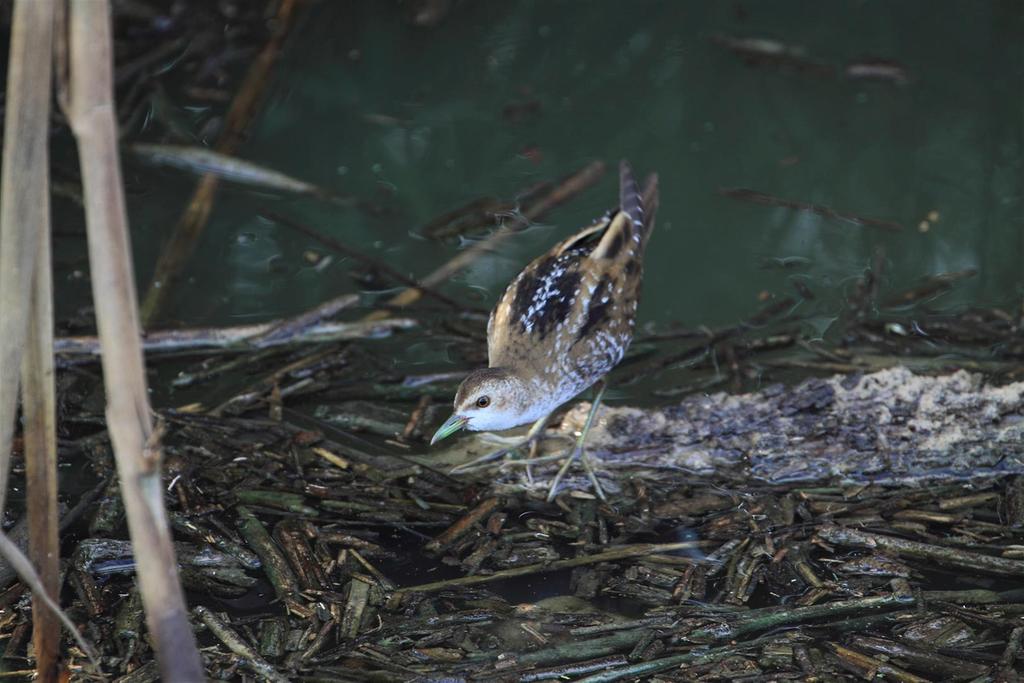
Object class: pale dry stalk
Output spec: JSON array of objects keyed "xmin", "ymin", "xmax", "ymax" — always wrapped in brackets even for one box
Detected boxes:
[
  {"xmin": 0, "ymin": 1, "xmax": 60, "ymax": 679},
  {"xmin": 22, "ymin": 108, "xmax": 60, "ymax": 683},
  {"xmin": 65, "ymin": 1, "xmax": 203, "ymax": 679}
]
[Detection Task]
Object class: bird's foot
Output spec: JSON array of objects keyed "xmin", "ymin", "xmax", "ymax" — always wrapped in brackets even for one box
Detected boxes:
[
  {"xmin": 448, "ymin": 435, "xmax": 543, "ymax": 474},
  {"xmin": 449, "ymin": 414, "xmax": 554, "ymax": 476},
  {"xmin": 545, "ymin": 444, "xmax": 607, "ymax": 503},
  {"xmin": 478, "ymin": 432, "xmax": 531, "ymax": 447},
  {"xmin": 544, "ymin": 381, "xmax": 609, "ymax": 502}
]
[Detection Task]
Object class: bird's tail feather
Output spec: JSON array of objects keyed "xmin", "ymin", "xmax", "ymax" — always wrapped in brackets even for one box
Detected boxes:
[
  {"xmin": 618, "ymin": 160, "xmax": 644, "ymax": 229},
  {"xmin": 640, "ymin": 172, "xmax": 659, "ymax": 248},
  {"xmin": 619, "ymin": 160, "xmax": 658, "ymax": 252}
]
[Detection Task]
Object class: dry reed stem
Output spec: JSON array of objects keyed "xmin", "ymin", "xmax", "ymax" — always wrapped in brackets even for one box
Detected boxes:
[
  {"xmin": 65, "ymin": 1, "xmax": 203, "ymax": 679},
  {"xmin": 0, "ymin": 0, "xmax": 55, "ymax": 518},
  {"xmin": 0, "ymin": 1, "xmax": 59, "ymax": 678},
  {"xmin": 22, "ymin": 122, "xmax": 60, "ymax": 683}
]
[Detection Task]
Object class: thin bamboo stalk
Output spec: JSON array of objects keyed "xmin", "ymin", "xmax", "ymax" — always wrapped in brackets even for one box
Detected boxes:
[
  {"xmin": 22, "ymin": 131, "xmax": 59, "ymax": 683},
  {"xmin": 0, "ymin": 0, "xmax": 54, "ymax": 518},
  {"xmin": 65, "ymin": 1, "xmax": 203, "ymax": 679},
  {"xmin": 0, "ymin": 1, "xmax": 59, "ymax": 679}
]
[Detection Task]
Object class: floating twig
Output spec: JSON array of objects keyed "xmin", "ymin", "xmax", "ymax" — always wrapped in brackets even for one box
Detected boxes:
[
  {"xmin": 882, "ymin": 268, "xmax": 978, "ymax": 307},
  {"xmin": 365, "ymin": 160, "xmax": 608, "ymax": 321},
  {"xmin": 712, "ymin": 34, "xmax": 834, "ymax": 76},
  {"xmin": 424, "ymin": 497, "xmax": 502, "ymax": 554},
  {"xmin": 395, "ymin": 540, "xmax": 714, "ymax": 596},
  {"xmin": 259, "ymin": 209, "xmax": 472, "ymax": 312},
  {"xmin": 55, "ymin": 316, "xmax": 416, "ymax": 357},
  {"xmin": 720, "ymin": 187, "xmax": 903, "ymax": 231},
  {"xmin": 132, "ymin": 144, "xmax": 348, "ymax": 203},
  {"xmin": 194, "ymin": 606, "xmax": 289, "ymax": 683},
  {"xmin": 818, "ymin": 525, "xmax": 1024, "ymax": 577},
  {"xmin": 845, "ymin": 59, "xmax": 911, "ymax": 85},
  {"xmin": 235, "ymin": 506, "xmax": 301, "ymax": 604}
]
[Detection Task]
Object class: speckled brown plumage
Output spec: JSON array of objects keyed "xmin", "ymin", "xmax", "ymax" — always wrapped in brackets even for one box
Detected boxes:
[
  {"xmin": 485, "ymin": 160, "xmax": 658, "ymax": 410},
  {"xmin": 432, "ymin": 161, "xmax": 659, "ymax": 442}
]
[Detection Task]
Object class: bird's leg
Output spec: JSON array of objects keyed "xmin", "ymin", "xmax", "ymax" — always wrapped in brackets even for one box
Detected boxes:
[
  {"xmin": 449, "ymin": 412, "xmax": 552, "ymax": 474},
  {"xmin": 547, "ymin": 381, "xmax": 607, "ymax": 502}
]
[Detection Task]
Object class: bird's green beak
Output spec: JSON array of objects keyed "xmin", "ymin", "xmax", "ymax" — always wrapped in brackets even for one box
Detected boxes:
[{"xmin": 430, "ymin": 414, "xmax": 469, "ymax": 445}]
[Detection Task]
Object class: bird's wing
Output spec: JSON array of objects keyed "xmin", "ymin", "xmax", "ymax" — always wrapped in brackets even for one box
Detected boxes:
[
  {"xmin": 486, "ymin": 224, "xmax": 599, "ymax": 369},
  {"xmin": 487, "ymin": 161, "xmax": 657, "ymax": 375}
]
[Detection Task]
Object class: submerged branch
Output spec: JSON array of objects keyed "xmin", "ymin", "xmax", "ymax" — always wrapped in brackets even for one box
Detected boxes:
[{"xmin": 139, "ymin": 0, "xmax": 301, "ymax": 325}]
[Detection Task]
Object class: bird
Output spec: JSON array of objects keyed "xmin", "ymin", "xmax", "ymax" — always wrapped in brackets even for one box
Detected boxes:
[{"xmin": 431, "ymin": 160, "xmax": 658, "ymax": 501}]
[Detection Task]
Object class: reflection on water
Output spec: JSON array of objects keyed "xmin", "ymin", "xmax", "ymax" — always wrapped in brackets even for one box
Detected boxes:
[{"xmin": 48, "ymin": 0, "xmax": 1018, "ymax": 340}]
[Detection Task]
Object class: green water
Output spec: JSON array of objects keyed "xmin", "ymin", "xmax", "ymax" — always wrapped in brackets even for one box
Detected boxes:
[{"xmin": 68, "ymin": 2, "xmax": 1024, "ymax": 344}]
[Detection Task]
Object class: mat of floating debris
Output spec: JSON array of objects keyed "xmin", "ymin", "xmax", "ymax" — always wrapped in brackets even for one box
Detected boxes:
[{"xmin": 427, "ymin": 367, "xmax": 1024, "ymax": 495}]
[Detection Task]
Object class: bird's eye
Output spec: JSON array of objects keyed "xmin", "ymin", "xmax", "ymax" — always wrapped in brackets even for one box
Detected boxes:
[{"xmin": 475, "ymin": 396, "xmax": 491, "ymax": 408}]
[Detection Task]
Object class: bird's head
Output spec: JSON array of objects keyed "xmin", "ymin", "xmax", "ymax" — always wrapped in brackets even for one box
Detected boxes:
[{"xmin": 430, "ymin": 368, "xmax": 530, "ymax": 444}]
